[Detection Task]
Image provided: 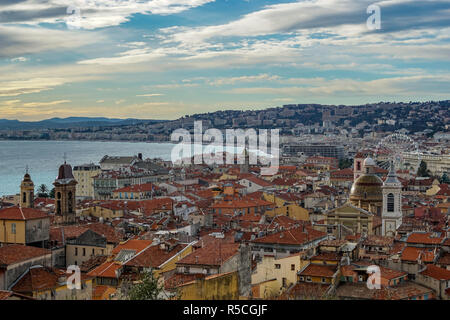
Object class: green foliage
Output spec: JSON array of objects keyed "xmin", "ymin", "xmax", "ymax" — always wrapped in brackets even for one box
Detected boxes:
[
  {"xmin": 49, "ymin": 188, "xmax": 55, "ymax": 199},
  {"xmin": 417, "ymin": 160, "xmax": 431, "ymax": 177},
  {"xmin": 339, "ymin": 158, "xmax": 353, "ymax": 169},
  {"xmin": 37, "ymin": 184, "xmax": 49, "ymax": 198},
  {"xmin": 440, "ymin": 173, "xmax": 450, "ymax": 184},
  {"xmin": 128, "ymin": 271, "xmax": 164, "ymax": 300}
]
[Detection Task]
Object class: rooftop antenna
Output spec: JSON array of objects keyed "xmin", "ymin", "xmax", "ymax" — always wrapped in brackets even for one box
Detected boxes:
[{"xmin": 25, "ymin": 165, "xmax": 29, "ymax": 175}]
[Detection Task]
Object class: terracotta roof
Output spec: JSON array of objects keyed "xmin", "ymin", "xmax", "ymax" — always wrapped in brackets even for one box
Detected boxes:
[
  {"xmin": 420, "ymin": 264, "xmax": 450, "ymax": 281},
  {"xmin": 311, "ymin": 252, "xmax": 341, "ymax": 261},
  {"xmin": 177, "ymin": 241, "xmax": 239, "ymax": 267},
  {"xmin": 0, "ymin": 207, "xmax": 48, "ymax": 220},
  {"xmin": 379, "ymin": 266, "xmax": 407, "ymax": 280},
  {"xmin": 111, "ymin": 239, "xmax": 153, "ymax": 255},
  {"xmin": 0, "ymin": 245, "xmax": 50, "ymax": 266},
  {"xmin": 125, "ymin": 243, "xmax": 188, "ymax": 268},
  {"xmin": 238, "ymin": 174, "xmax": 272, "ymax": 187},
  {"xmin": 113, "ymin": 183, "xmax": 159, "ymax": 193},
  {"xmin": 401, "ymin": 247, "xmax": 436, "ymax": 263},
  {"xmin": 164, "ymin": 273, "xmax": 204, "ymax": 290},
  {"xmin": 406, "ymin": 232, "xmax": 445, "ymax": 245},
  {"xmin": 212, "ymin": 198, "xmax": 273, "ymax": 209},
  {"xmin": 252, "ymin": 226, "xmax": 326, "ymax": 246},
  {"xmin": 11, "ymin": 266, "xmax": 61, "ymax": 293},
  {"xmin": 299, "ymin": 264, "xmax": 337, "ymax": 277},
  {"xmin": 87, "ymin": 261, "xmax": 122, "ymax": 278}
]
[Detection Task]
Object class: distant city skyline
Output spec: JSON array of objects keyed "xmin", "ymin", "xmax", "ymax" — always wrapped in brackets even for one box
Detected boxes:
[{"xmin": 1, "ymin": 0, "xmax": 450, "ymax": 121}]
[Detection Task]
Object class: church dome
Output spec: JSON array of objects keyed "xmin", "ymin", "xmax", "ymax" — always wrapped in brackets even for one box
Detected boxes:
[
  {"xmin": 349, "ymin": 173, "xmax": 383, "ymax": 202},
  {"xmin": 363, "ymin": 157, "xmax": 376, "ymax": 167},
  {"xmin": 57, "ymin": 163, "xmax": 74, "ymax": 180}
]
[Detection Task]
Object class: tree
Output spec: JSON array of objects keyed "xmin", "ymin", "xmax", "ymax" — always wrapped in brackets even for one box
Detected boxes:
[
  {"xmin": 37, "ymin": 184, "xmax": 49, "ymax": 197},
  {"xmin": 127, "ymin": 271, "xmax": 164, "ymax": 300},
  {"xmin": 417, "ymin": 160, "xmax": 431, "ymax": 177},
  {"xmin": 440, "ymin": 173, "xmax": 450, "ymax": 184},
  {"xmin": 49, "ymin": 188, "xmax": 55, "ymax": 199},
  {"xmin": 339, "ymin": 158, "xmax": 353, "ymax": 169}
]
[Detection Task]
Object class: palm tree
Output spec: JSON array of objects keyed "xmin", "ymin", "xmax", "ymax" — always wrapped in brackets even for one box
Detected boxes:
[{"xmin": 37, "ymin": 184, "xmax": 50, "ymax": 198}]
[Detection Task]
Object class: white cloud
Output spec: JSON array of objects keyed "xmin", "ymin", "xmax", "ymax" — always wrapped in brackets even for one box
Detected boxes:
[
  {"xmin": 0, "ymin": 0, "xmax": 216, "ymax": 29},
  {"xmin": 136, "ymin": 93, "xmax": 164, "ymax": 97}
]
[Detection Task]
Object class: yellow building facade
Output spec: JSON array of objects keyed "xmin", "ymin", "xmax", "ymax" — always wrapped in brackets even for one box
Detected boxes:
[{"xmin": 262, "ymin": 192, "xmax": 309, "ymax": 221}]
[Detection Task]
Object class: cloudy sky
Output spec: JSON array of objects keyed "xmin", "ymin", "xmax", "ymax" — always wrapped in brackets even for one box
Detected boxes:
[{"xmin": 0, "ymin": 0, "xmax": 449, "ymax": 120}]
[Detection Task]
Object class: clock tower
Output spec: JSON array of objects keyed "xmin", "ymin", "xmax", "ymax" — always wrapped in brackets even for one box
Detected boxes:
[{"xmin": 382, "ymin": 163, "xmax": 402, "ymax": 236}]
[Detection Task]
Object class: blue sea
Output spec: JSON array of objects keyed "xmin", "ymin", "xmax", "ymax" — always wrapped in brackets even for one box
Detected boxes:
[
  {"xmin": 0, "ymin": 140, "xmax": 273, "ymax": 196},
  {"xmin": 0, "ymin": 140, "xmax": 176, "ymax": 196}
]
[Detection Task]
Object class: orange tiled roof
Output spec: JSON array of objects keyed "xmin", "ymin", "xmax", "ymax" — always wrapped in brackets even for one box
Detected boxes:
[
  {"xmin": 252, "ymin": 226, "xmax": 326, "ymax": 246},
  {"xmin": 87, "ymin": 261, "xmax": 122, "ymax": 278},
  {"xmin": 420, "ymin": 264, "xmax": 450, "ymax": 280},
  {"xmin": 406, "ymin": 232, "xmax": 445, "ymax": 245},
  {"xmin": 0, "ymin": 245, "xmax": 50, "ymax": 265},
  {"xmin": 125, "ymin": 243, "xmax": 188, "ymax": 268},
  {"xmin": 0, "ymin": 207, "xmax": 48, "ymax": 220},
  {"xmin": 401, "ymin": 247, "xmax": 436, "ymax": 263},
  {"xmin": 11, "ymin": 266, "xmax": 61, "ymax": 293},
  {"xmin": 111, "ymin": 239, "xmax": 153, "ymax": 255},
  {"xmin": 177, "ymin": 242, "xmax": 239, "ymax": 267},
  {"xmin": 299, "ymin": 264, "xmax": 337, "ymax": 278}
]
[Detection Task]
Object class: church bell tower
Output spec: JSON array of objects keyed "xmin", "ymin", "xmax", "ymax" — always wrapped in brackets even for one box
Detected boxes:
[
  {"xmin": 20, "ymin": 168, "xmax": 34, "ymax": 208},
  {"xmin": 382, "ymin": 162, "xmax": 402, "ymax": 236},
  {"xmin": 53, "ymin": 161, "xmax": 77, "ymax": 224}
]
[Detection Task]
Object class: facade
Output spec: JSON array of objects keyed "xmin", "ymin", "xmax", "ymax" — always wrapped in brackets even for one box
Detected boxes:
[
  {"xmin": 73, "ymin": 163, "xmax": 101, "ymax": 199},
  {"xmin": 324, "ymin": 203, "xmax": 374, "ymax": 238},
  {"xmin": 0, "ymin": 207, "xmax": 50, "ymax": 246},
  {"xmin": 283, "ymin": 144, "xmax": 345, "ymax": 159}
]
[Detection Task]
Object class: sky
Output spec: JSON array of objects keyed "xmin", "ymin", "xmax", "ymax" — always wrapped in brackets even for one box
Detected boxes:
[{"xmin": 0, "ymin": 0, "xmax": 449, "ymax": 121}]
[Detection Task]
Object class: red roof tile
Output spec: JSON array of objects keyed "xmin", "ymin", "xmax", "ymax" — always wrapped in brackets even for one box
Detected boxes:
[
  {"xmin": 420, "ymin": 264, "xmax": 450, "ymax": 280},
  {"xmin": 0, "ymin": 207, "xmax": 48, "ymax": 220},
  {"xmin": 0, "ymin": 245, "xmax": 50, "ymax": 265}
]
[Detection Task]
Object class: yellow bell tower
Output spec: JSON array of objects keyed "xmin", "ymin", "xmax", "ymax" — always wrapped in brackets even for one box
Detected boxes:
[
  {"xmin": 20, "ymin": 167, "xmax": 34, "ymax": 208},
  {"xmin": 53, "ymin": 161, "xmax": 77, "ymax": 224}
]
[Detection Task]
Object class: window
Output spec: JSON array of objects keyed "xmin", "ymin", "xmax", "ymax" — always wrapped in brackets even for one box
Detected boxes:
[
  {"xmin": 306, "ymin": 276, "xmax": 312, "ymax": 282},
  {"xmin": 282, "ymin": 278, "xmax": 287, "ymax": 287},
  {"xmin": 11, "ymin": 223, "xmax": 16, "ymax": 234},
  {"xmin": 275, "ymin": 264, "xmax": 281, "ymax": 269},
  {"xmin": 300, "ymin": 276, "xmax": 304, "ymax": 281},
  {"xmin": 83, "ymin": 248, "xmax": 86, "ymax": 256},
  {"xmin": 75, "ymin": 247, "xmax": 78, "ymax": 256},
  {"xmin": 357, "ymin": 161, "xmax": 361, "ymax": 171},
  {"xmin": 291, "ymin": 264, "xmax": 295, "ymax": 271},
  {"xmin": 92, "ymin": 248, "xmax": 95, "ymax": 255},
  {"xmin": 321, "ymin": 278, "xmax": 327, "ymax": 283},
  {"xmin": 387, "ymin": 193, "xmax": 395, "ymax": 212}
]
